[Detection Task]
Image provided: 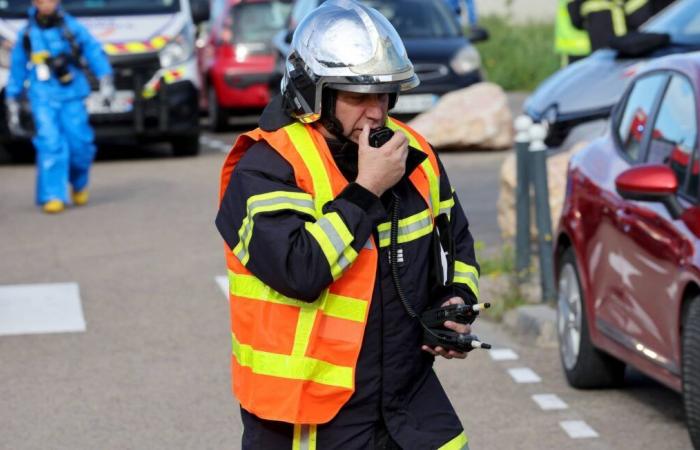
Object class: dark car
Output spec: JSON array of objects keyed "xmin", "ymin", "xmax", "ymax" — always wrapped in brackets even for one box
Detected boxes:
[
  {"xmin": 271, "ymin": 0, "xmax": 487, "ymax": 115},
  {"xmin": 554, "ymin": 52, "xmax": 700, "ymax": 447},
  {"xmin": 525, "ymin": 0, "xmax": 700, "ymax": 146}
]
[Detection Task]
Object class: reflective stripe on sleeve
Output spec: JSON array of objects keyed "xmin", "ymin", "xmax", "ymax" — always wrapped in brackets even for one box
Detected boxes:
[
  {"xmin": 438, "ymin": 431, "xmax": 469, "ymax": 450},
  {"xmin": 305, "ymin": 212, "xmax": 358, "ymax": 279},
  {"xmin": 625, "ymin": 0, "xmax": 648, "ymax": 14},
  {"xmin": 233, "ymin": 191, "xmax": 316, "ymax": 265},
  {"xmin": 229, "ymin": 271, "xmax": 367, "ymax": 322},
  {"xmin": 377, "ymin": 209, "xmax": 433, "ymax": 248},
  {"xmin": 232, "ymin": 332, "xmax": 353, "ymax": 388},
  {"xmin": 454, "ymin": 260, "xmax": 480, "ymax": 299}
]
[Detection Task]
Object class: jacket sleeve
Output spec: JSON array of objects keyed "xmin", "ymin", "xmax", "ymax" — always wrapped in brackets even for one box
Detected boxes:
[
  {"xmin": 216, "ymin": 141, "xmax": 386, "ymax": 301},
  {"xmin": 71, "ymin": 18, "xmax": 112, "ymax": 78},
  {"xmin": 5, "ymin": 29, "xmax": 29, "ymax": 100},
  {"xmin": 433, "ymin": 155, "xmax": 480, "ymax": 306}
]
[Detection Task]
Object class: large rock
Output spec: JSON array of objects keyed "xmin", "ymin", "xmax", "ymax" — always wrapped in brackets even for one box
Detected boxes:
[
  {"xmin": 497, "ymin": 141, "xmax": 589, "ymax": 241},
  {"xmin": 408, "ymin": 82, "xmax": 513, "ymax": 150}
]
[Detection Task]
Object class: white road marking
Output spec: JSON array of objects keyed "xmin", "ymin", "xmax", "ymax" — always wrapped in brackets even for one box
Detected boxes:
[
  {"xmin": 216, "ymin": 276, "xmax": 228, "ymax": 298},
  {"xmin": 0, "ymin": 283, "xmax": 86, "ymax": 336},
  {"xmin": 508, "ymin": 367, "xmax": 542, "ymax": 383},
  {"xmin": 532, "ymin": 394, "xmax": 568, "ymax": 410},
  {"xmin": 559, "ymin": 420, "xmax": 599, "ymax": 439},
  {"xmin": 488, "ymin": 348, "xmax": 519, "ymax": 361}
]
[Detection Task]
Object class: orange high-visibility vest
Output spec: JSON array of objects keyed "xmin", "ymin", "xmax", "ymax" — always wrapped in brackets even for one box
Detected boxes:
[{"xmin": 218, "ymin": 118, "xmax": 441, "ymax": 424}]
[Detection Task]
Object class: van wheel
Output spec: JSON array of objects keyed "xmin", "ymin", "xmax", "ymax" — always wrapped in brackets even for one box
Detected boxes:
[
  {"xmin": 208, "ymin": 86, "xmax": 228, "ymax": 132},
  {"xmin": 557, "ymin": 247, "xmax": 625, "ymax": 388},
  {"xmin": 171, "ymin": 134, "xmax": 200, "ymax": 157},
  {"xmin": 683, "ymin": 298, "xmax": 700, "ymax": 448}
]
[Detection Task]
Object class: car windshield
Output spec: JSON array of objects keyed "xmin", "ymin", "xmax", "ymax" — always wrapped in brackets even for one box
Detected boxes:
[
  {"xmin": 643, "ymin": 0, "xmax": 700, "ymax": 46},
  {"xmin": 0, "ymin": 0, "xmax": 180, "ymax": 18},
  {"xmin": 231, "ymin": 1, "xmax": 290, "ymax": 44}
]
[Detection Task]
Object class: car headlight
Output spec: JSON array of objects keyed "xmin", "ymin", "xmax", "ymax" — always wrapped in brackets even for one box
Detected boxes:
[
  {"xmin": 450, "ymin": 45, "xmax": 481, "ymax": 75},
  {"xmin": 159, "ymin": 27, "xmax": 193, "ymax": 68}
]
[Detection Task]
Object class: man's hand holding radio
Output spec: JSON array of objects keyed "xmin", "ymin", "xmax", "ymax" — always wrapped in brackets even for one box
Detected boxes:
[
  {"xmin": 356, "ymin": 124, "xmax": 408, "ymax": 197},
  {"xmin": 422, "ymin": 296, "xmax": 471, "ymax": 360}
]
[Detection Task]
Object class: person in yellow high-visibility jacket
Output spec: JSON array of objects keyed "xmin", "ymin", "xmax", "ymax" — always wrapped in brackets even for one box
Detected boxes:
[
  {"xmin": 555, "ymin": 0, "xmax": 591, "ymax": 65},
  {"xmin": 568, "ymin": 0, "xmax": 654, "ymax": 51}
]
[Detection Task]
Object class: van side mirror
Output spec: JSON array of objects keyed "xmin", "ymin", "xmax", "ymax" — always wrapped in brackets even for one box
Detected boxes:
[
  {"xmin": 466, "ymin": 26, "xmax": 489, "ymax": 43},
  {"xmin": 615, "ymin": 164, "xmax": 683, "ymax": 218},
  {"xmin": 191, "ymin": 0, "xmax": 210, "ymax": 25}
]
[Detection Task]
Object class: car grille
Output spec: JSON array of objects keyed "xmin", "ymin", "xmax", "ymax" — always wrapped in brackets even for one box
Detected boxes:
[
  {"xmin": 413, "ymin": 63, "xmax": 449, "ymax": 82},
  {"xmin": 109, "ymin": 53, "xmax": 161, "ymax": 90}
]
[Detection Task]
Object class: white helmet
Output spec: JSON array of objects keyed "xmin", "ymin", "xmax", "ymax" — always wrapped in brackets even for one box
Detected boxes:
[{"xmin": 281, "ymin": 0, "xmax": 419, "ymax": 123}]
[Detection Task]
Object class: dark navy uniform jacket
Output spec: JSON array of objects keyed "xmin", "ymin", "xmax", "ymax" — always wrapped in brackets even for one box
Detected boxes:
[{"xmin": 216, "ymin": 97, "xmax": 480, "ymax": 449}]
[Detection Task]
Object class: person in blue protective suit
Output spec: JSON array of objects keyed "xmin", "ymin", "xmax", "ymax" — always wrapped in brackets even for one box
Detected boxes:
[{"xmin": 5, "ymin": 0, "xmax": 113, "ymax": 214}]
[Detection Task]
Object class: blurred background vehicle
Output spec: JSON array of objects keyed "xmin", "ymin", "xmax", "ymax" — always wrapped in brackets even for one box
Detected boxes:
[
  {"xmin": 197, "ymin": 0, "xmax": 291, "ymax": 131},
  {"xmin": 524, "ymin": 0, "xmax": 695, "ymax": 146},
  {"xmin": 0, "ymin": 0, "xmax": 210, "ymax": 159},
  {"xmin": 554, "ymin": 52, "xmax": 700, "ymax": 447},
  {"xmin": 270, "ymin": 0, "xmax": 488, "ymax": 116}
]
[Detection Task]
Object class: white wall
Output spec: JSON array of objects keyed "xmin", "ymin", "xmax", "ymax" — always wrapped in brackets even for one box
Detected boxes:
[{"xmin": 474, "ymin": 0, "xmax": 556, "ymax": 23}]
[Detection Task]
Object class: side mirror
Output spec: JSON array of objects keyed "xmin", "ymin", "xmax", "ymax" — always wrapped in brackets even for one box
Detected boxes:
[
  {"xmin": 466, "ymin": 26, "xmax": 489, "ymax": 43},
  {"xmin": 191, "ymin": 0, "xmax": 210, "ymax": 25},
  {"xmin": 615, "ymin": 164, "xmax": 683, "ymax": 218}
]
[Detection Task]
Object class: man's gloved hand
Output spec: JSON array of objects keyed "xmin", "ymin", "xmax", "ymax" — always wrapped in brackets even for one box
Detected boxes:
[
  {"xmin": 99, "ymin": 75, "xmax": 115, "ymax": 107},
  {"xmin": 6, "ymin": 98, "xmax": 24, "ymax": 136}
]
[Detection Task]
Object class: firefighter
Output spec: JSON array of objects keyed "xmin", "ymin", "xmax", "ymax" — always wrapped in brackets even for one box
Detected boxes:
[
  {"xmin": 555, "ymin": 0, "xmax": 591, "ymax": 65},
  {"xmin": 567, "ymin": 0, "xmax": 654, "ymax": 51},
  {"xmin": 5, "ymin": 0, "xmax": 113, "ymax": 213},
  {"xmin": 216, "ymin": 1, "xmax": 479, "ymax": 448}
]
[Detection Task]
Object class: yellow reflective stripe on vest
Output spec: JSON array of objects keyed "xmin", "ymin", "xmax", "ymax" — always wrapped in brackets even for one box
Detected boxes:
[
  {"xmin": 305, "ymin": 212, "xmax": 359, "ymax": 279},
  {"xmin": 228, "ymin": 271, "xmax": 368, "ymax": 322},
  {"xmin": 293, "ymin": 424, "xmax": 317, "ymax": 450},
  {"xmin": 439, "ymin": 195, "xmax": 455, "ymax": 218},
  {"xmin": 293, "ymin": 307, "xmax": 318, "ymax": 357},
  {"xmin": 454, "ymin": 260, "xmax": 480, "ymax": 299},
  {"xmin": 284, "ymin": 123, "xmax": 334, "ymax": 215},
  {"xmin": 625, "ymin": 0, "xmax": 648, "ymax": 14},
  {"xmin": 233, "ymin": 191, "xmax": 316, "ymax": 265},
  {"xmin": 232, "ymin": 332, "xmax": 353, "ymax": 388},
  {"xmin": 377, "ymin": 209, "xmax": 433, "ymax": 248},
  {"xmin": 580, "ymin": 0, "xmax": 627, "ymax": 35},
  {"xmin": 385, "ymin": 119, "xmax": 440, "ymax": 215},
  {"xmin": 438, "ymin": 431, "xmax": 469, "ymax": 450}
]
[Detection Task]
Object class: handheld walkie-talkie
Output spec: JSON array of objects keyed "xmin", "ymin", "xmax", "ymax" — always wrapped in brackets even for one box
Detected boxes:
[{"xmin": 368, "ymin": 127, "xmax": 394, "ymax": 148}]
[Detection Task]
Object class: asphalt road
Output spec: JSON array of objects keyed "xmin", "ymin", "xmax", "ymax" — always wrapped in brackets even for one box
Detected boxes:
[{"xmin": 0, "ymin": 121, "xmax": 692, "ymax": 449}]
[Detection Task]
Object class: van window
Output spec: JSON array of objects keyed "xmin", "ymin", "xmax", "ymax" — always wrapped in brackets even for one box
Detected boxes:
[{"xmin": 0, "ymin": 0, "xmax": 180, "ymax": 18}]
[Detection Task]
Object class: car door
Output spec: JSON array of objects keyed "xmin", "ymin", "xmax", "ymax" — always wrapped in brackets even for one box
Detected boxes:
[
  {"xmin": 592, "ymin": 72, "xmax": 669, "ymax": 338},
  {"xmin": 601, "ymin": 72, "xmax": 698, "ymax": 372}
]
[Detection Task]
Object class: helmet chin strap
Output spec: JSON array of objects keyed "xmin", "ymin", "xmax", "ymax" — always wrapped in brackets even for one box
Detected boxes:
[{"xmin": 320, "ymin": 88, "xmax": 353, "ymax": 144}]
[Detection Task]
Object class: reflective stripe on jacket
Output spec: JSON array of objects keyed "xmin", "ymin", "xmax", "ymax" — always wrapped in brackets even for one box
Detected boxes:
[{"xmin": 218, "ymin": 118, "xmax": 442, "ymax": 424}]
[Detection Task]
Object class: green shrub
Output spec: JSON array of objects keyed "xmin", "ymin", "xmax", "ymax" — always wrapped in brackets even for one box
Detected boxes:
[{"xmin": 473, "ymin": 15, "xmax": 560, "ymax": 91}]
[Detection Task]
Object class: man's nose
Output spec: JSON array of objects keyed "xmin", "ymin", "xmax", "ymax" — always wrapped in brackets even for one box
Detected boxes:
[{"xmin": 365, "ymin": 95, "xmax": 385, "ymax": 120}]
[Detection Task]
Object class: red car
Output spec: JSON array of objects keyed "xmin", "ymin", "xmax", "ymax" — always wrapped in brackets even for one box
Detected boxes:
[
  {"xmin": 198, "ymin": 0, "xmax": 291, "ymax": 131},
  {"xmin": 554, "ymin": 53, "xmax": 700, "ymax": 447}
]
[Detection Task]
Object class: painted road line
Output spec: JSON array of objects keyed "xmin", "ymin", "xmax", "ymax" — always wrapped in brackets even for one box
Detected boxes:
[
  {"xmin": 0, "ymin": 283, "xmax": 86, "ymax": 336},
  {"xmin": 559, "ymin": 420, "xmax": 599, "ymax": 439},
  {"xmin": 508, "ymin": 367, "xmax": 542, "ymax": 383},
  {"xmin": 532, "ymin": 394, "xmax": 568, "ymax": 410},
  {"xmin": 488, "ymin": 348, "xmax": 519, "ymax": 361},
  {"xmin": 216, "ymin": 276, "xmax": 228, "ymax": 298}
]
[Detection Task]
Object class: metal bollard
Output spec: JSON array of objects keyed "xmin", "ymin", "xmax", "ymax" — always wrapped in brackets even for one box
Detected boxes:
[
  {"xmin": 529, "ymin": 123, "xmax": 556, "ymax": 303},
  {"xmin": 514, "ymin": 115, "xmax": 533, "ymax": 281}
]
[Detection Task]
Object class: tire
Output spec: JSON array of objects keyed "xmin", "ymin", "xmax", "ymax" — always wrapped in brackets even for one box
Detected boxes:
[
  {"xmin": 557, "ymin": 247, "xmax": 626, "ymax": 388},
  {"xmin": 207, "ymin": 86, "xmax": 228, "ymax": 132},
  {"xmin": 170, "ymin": 134, "xmax": 200, "ymax": 157},
  {"xmin": 683, "ymin": 298, "xmax": 700, "ymax": 449}
]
